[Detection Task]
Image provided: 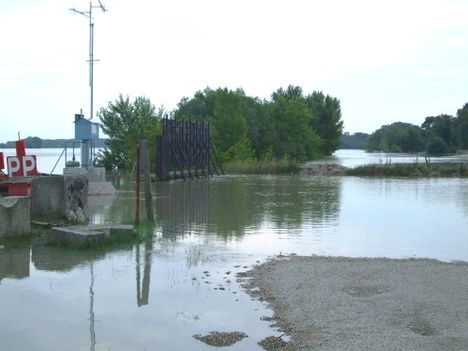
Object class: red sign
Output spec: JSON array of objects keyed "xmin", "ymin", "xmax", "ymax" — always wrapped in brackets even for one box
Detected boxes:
[{"xmin": 7, "ymin": 155, "xmax": 39, "ymax": 177}]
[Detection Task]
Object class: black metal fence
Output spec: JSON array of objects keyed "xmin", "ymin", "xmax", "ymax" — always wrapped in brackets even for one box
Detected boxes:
[{"xmin": 156, "ymin": 119, "xmax": 223, "ymax": 181}]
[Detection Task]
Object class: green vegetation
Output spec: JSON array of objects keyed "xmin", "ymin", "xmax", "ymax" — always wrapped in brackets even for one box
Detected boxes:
[
  {"xmin": 98, "ymin": 86, "xmax": 344, "ymax": 170},
  {"xmin": 175, "ymin": 86, "xmax": 343, "ymax": 163},
  {"xmin": 366, "ymin": 102, "xmax": 468, "ymax": 155},
  {"xmin": 340, "ymin": 132, "xmax": 369, "ymax": 149},
  {"xmin": 96, "ymin": 95, "xmax": 164, "ymax": 170},
  {"xmin": 347, "ymin": 162, "xmax": 468, "ymax": 177},
  {"xmin": 223, "ymin": 158, "xmax": 300, "ymax": 174}
]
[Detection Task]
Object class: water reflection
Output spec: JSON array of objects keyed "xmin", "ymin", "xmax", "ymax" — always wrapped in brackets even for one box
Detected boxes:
[
  {"xmin": 32, "ymin": 245, "xmax": 106, "ymax": 272},
  {"xmin": 153, "ymin": 176, "xmax": 342, "ymax": 238},
  {"xmin": 156, "ymin": 179, "xmax": 210, "ymax": 238},
  {"xmin": 1, "ymin": 174, "xmax": 468, "ymax": 351},
  {"xmin": 136, "ymin": 241, "xmax": 153, "ymax": 306},
  {"xmin": 0, "ymin": 246, "xmax": 30, "ymax": 283}
]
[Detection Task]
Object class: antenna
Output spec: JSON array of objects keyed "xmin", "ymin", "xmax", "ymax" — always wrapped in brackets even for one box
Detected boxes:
[{"xmin": 70, "ymin": 1, "xmax": 107, "ymax": 120}]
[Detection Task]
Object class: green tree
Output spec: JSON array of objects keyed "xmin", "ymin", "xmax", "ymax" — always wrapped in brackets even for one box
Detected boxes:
[
  {"xmin": 174, "ymin": 85, "xmax": 342, "ymax": 163},
  {"xmin": 340, "ymin": 132, "xmax": 369, "ymax": 149},
  {"xmin": 306, "ymin": 91, "xmax": 344, "ymax": 155},
  {"xmin": 421, "ymin": 114, "xmax": 456, "ymax": 153},
  {"xmin": 268, "ymin": 90, "xmax": 322, "ymax": 161},
  {"xmin": 175, "ymin": 88, "xmax": 252, "ymax": 161},
  {"xmin": 96, "ymin": 95, "xmax": 164, "ymax": 170},
  {"xmin": 366, "ymin": 122, "xmax": 425, "ymax": 153},
  {"xmin": 455, "ymin": 103, "xmax": 468, "ymax": 149}
]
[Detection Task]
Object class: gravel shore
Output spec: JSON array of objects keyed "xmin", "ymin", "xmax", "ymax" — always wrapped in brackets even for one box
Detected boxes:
[{"xmin": 242, "ymin": 256, "xmax": 468, "ymax": 351}]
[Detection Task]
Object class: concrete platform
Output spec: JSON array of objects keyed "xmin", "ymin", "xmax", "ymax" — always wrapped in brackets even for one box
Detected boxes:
[{"xmin": 50, "ymin": 224, "xmax": 135, "ymax": 247}]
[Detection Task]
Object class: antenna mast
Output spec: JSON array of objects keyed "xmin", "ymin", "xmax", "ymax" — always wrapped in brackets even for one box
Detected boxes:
[{"xmin": 70, "ymin": 1, "xmax": 107, "ymax": 120}]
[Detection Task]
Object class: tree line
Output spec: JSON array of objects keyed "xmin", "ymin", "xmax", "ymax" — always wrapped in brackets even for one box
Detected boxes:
[
  {"xmin": 366, "ymin": 103, "xmax": 468, "ymax": 154},
  {"xmin": 97, "ymin": 86, "xmax": 344, "ymax": 170}
]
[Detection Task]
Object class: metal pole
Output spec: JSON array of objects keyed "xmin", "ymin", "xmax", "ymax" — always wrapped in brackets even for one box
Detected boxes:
[{"xmin": 70, "ymin": 1, "xmax": 106, "ymax": 120}]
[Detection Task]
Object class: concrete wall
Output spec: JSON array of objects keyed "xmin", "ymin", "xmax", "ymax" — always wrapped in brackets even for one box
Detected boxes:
[
  {"xmin": 30, "ymin": 175, "xmax": 88, "ymax": 223},
  {"xmin": 31, "ymin": 176, "xmax": 64, "ymax": 218},
  {"xmin": 63, "ymin": 167, "xmax": 106, "ymax": 182},
  {"xmin": 0, "ymin": 196, "xmax": 31, "ymax": 238}
]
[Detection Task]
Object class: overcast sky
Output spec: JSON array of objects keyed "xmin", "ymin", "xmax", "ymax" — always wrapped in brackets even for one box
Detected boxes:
[{"xmin": 1, "ymin": 0, "xmax": 467, "ymax": 142}]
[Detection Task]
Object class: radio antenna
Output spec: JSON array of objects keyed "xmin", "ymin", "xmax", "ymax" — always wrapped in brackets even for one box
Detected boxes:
[{"xmin": 70, "ymin": 1, "xmax": 107, "ymax": 120}]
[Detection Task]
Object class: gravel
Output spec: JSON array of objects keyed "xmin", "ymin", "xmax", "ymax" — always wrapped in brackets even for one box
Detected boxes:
[
  {"xmin": 193, "ymin": 331, "xmax": 248, "ymax": 347},
  {"xmin": 241, "ymin": 255, "xmax": 468, "ymax": 351}
]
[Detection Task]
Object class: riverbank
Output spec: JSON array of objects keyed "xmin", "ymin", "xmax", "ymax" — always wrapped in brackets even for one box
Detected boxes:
[
  {"xmin": 347, "ymin": 162, "xmax": 468, "ymax": 177},
  {"xmin": 223, "ymin": 159, "xmax": 300, "ymax": 174},
  {"xmin": 241, "ymin": 255, "xmax": 468, "ymax": 351}
]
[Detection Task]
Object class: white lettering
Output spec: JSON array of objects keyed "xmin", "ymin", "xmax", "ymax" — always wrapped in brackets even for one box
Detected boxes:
[
  {"xmin": 7, "ymin": 157, "xmax": 21, "ymax": 176},
  {"xmin": 22, "ymin": 156, "xmax": 36, "ymax": 176}
]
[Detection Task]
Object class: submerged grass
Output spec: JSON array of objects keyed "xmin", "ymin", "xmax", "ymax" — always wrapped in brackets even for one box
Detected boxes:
[
  {"xmin": 347, "ymin": 162, "xmax": 468, "ymax": 177},
  {"xmin": 223, "ymin": 159, "xmax": 301, "ymax": 175}
]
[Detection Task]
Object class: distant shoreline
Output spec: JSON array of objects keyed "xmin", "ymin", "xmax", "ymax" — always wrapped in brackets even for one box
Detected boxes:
[{"xmin": 0, "ymin": 136, "xmax": 108, "ymax": 149}]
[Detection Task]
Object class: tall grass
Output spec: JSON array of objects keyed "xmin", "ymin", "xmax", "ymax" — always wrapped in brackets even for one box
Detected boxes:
[{"xmin": 347, "ymin": 162, "xmax": 468, "ymax": 177}]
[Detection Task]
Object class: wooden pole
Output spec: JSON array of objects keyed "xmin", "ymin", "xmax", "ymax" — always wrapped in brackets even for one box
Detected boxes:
[
  {"xmin": 140, "ymin": 140, "xmax": 154, "ymax": 221},
  {"xmin": 135, "ymin": 144, "xmax": 141, "ymax": 225}
]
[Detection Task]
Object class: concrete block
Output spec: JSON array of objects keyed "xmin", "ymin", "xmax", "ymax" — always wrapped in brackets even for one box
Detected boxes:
[
  {"xmin": 0, "ymin": 196, "xmax": 31, "ymax": 238},
  {"xmin": 31, "ymin": 176, "xmax": 64, "ymax": 218},
  {"xmin": 50, "ymin": 224, "xmax": 135, "ymax": 247},
  {"xmin": 50, "ymin": 226, "xmax": 107, "ymax": 246}
]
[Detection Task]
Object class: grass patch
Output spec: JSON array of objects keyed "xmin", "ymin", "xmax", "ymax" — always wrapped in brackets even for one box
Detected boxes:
[
  {"xmin": 223, "ymin": 159, "xmax": 300, "ymax": 174},
  {"xmin": 347, "ymin": 162, "xmax": 468, "ymax": 177}
]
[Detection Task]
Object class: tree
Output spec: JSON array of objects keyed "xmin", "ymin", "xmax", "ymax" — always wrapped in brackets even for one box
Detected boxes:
[
  {"xmin": 421, "ymin": 114, "xmax": 456, "ymax": 153},
  {"xmin": 340, "ymin": 132, "xmax": 369, "ymax": 149},
  {"xmin": 455, "ymin": 103, "xmax": 468, "ymax": 149},
  {"xmin": 175, "ymin": 88, "xmax": 252, "ymax": 161},
  {"xmin": 268, "ymin": 91, "xmax": 322, "ymax": 161},
  {"xmin": 366, "ymin": 122, "xmax": 425, "ymax": 153},
  {"xmin": 305, "ymin": 91, "xmax": 343, "ymax": 155},
  {"xmin": 174, "ymin": 85, "xmax": 342, "ymax": 163},
  {"xmin": 96, "ymin": 95, "xmax": 164, "ymax": 170}
]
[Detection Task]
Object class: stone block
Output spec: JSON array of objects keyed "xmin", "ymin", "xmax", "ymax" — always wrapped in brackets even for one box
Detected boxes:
[
  {"xmin": 49, "ymin": 224, "xmax": 135, "ymax": 247},
  {"xmin": 0, "ymin": 196, "xmax": 31, "ymax": 238},
  {"xmin": 50, "ymin": 226, "xmax": 107, "ymax": 246}
]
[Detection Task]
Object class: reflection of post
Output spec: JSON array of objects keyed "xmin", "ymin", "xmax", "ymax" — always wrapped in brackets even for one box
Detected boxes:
[
  {"xmin": 89, "ymin": 261, "xmax": 96, "ymax": 351},
  {"xmin": 140, "ymin": 140, "xmax": 154, "ymax": 221},
  {"xmin": 136, "ymin": 241, "xmax": 153, "ymax": 306}
]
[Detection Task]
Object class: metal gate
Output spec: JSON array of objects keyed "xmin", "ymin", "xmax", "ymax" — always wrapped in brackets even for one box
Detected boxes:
[{"xmin": 156, "ymin": 119, "xmax": 223, "ymax": 181}]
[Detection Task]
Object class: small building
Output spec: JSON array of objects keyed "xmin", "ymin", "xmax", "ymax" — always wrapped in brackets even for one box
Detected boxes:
[{"xmin": 74, "ymin": 114, "xmax": 100, "ymax": 169}]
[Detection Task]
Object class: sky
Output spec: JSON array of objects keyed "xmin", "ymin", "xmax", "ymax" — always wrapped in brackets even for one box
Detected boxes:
[{"xmin": 0, "ymin": 0, "xmax": 467, "ymax": 142}]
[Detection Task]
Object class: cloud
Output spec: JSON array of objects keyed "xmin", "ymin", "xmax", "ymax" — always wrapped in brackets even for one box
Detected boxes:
[{"xmin": 1, "ymin": 0, "xmax": 468, "ymax": 140}]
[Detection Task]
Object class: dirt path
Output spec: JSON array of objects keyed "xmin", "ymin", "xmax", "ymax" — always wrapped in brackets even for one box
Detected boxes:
[{"xmin": 241, "ymin": 256, "xmax": 468, "ymax": 351}]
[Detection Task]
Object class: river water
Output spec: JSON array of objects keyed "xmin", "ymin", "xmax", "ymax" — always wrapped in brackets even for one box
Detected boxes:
[{"xmin": 1, "ymin": 149, "xmax": 467, "ymax": 350}]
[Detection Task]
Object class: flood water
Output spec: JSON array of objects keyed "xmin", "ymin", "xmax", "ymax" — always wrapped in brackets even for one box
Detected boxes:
[{"xmin": 1, "ymin": 150, "xmax": 468, "ymax": 350}]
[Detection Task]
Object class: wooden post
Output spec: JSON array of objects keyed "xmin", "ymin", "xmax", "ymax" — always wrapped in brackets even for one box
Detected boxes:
[
  {"xmin": 140, "ymin": 140, "xmax": 154, "ymax": 221},
  {"xmin": 135, "ymin": 144, "xmax": 141, "ymax": 225}
]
